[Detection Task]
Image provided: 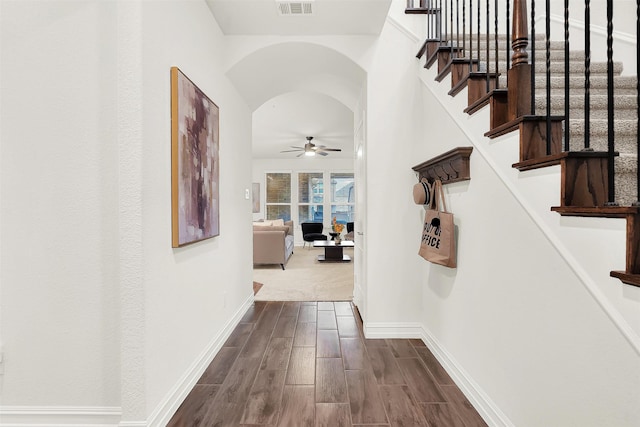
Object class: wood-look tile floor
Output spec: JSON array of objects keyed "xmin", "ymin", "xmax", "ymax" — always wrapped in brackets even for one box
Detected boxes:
[{"xmin": 167, "ymin": 301, "xmax": 488, "ymax": 427}]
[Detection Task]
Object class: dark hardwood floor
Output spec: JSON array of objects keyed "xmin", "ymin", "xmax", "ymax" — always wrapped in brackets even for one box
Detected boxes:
[{"xmin": 167, "ymin": 301, "xmax": 488, "ymax": 427}]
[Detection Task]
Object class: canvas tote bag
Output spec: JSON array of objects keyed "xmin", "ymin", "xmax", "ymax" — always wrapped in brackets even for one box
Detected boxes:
[{"xmin": 418, "ymin": 180, "xmax": 457, "ymax": 268}]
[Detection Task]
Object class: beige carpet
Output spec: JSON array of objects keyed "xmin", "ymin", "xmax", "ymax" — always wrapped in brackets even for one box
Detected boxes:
[{"xmin": 253, "ymin": 247, "xmax": 354, "ymax": 301}]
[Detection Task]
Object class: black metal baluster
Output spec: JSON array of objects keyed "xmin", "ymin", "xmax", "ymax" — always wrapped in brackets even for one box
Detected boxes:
[
  {"xmin": 463, "ymin": 0, "xmax": 466, "ymax": 62},
  {"xmin": 469, "ymin": 0, "xmax": 474, "ymax": 71},
  {"xmin": 450, "ymin": 0, "xmax": 454, "ymax": 57},
  {"xmin": 564, "ymin": 0, "xmax": 570, "ymax": 151},
  {"xmin": 494, "ymin": 0, "xmax": 499, "ymax": 89},
  {"xmin": 634, "ymin": 0, "xmax": 640, "ymax": 206},
  {"xmin": 443, "ymin": 0, "xmax": 448, "ymax": 49},
  {"xmin": 456, "ymin": 0, "xmax": 460, "ymax": 59},
  {"xmin": 486, "ymin": 0, "xmax": 490, "ymax": 92},
  {"xmin": 477, "ymin": 0, "xmax": 481, "ymax": 71},
  {"xmin": 506, "ymin": 0, "xmax": 511, "ymax": 70},
  {"xmin": 436, "ymin": 0, "xmax": 442, "ymax": 42},
  {"xmin": 606, "ymin": 0, "xmax": 616, "ymax": 205},
  {"xmin": 531, "ymin": 0, "xmax": 536, "ymax": 114},
  {"xmin": 426, "ymin": 0, "xmax": 431, "ymax": 39},
  {"xmin": 585, "ymin": 0, "xmax": 591, "ymax": 150},
  {"xmin": 546, "ymin": 0, "xmax": 551, "ymax": 155}
]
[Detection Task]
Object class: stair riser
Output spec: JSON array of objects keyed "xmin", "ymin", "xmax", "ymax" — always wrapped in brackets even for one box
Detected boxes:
[
  {"xmin": 468, "ymin": 49, "xmax": 585, "ymax": 62},
  {"xmin": 545, "ymin": 87, "xmax": 637, "ymax": 96},
  {"xmin": 566, "ymin": 139, "xmax": 637, "ymax": 155},
  {"xmin": 480, "ymin": 61, "xmax": 624, "ymax": 74},
  {"xmin": 433, "ymin": 39, "xmax": 640, "ymax": 206},
  {"xmin": 539, "ymin": 108, "xmax": 638, "ymax": 121},
  {"xmin": 569, "ymin": 120, "xmax": 638, "ymax": 137},
  {"xmin": 491, "ymin": 77, "xmax": 636, "ymax": 93},
  {"xmin": 535, "ymin": 95, "xmax": 637, "ymax": 111},
  {"xmin": 451, "ymin": 37, "xmax": 566, "ymax": 51}
]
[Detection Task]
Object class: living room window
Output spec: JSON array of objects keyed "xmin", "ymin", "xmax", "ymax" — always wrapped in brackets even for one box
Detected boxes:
[
  {"xmin": 298, "ymin": 172, "xmax": 324, "ymax": 224},
  {"xmin": 330, "ymin": 172, "xmax": 355, "ymax": 224},
  {"xmin": 265, "ymin": 172, "xmax": 291, "ymax": 221}
]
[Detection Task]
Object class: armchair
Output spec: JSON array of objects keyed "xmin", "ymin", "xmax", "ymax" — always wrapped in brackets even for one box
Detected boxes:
[
  {"xmin": 301, "ymin": 222, "xmax": 327, "ymax": 248},
  {"xmin": 345, "ymin": 222, "xmax": 355, "ymax": 241}
]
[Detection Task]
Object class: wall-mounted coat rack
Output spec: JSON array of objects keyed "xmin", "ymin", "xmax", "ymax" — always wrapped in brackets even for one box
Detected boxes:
[{"xmin": 412, "ymin": 147, "xmax": 473, "ymax": 184}]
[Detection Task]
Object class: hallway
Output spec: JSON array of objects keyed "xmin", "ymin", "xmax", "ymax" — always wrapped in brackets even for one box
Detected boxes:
[{"xmin": 167, "ymin": 301, "xmax": 487, "ymax": 426}]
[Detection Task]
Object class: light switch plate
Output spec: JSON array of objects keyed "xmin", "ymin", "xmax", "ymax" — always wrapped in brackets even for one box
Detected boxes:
[{"xmin": 245, "ymin": 189, "xmax": 250, "ymax": 199}]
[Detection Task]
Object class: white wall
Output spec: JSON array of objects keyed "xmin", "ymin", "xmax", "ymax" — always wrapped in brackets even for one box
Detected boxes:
[
  {"xmin": 139, "ymin": 1, "xmax": 253, "ymax": 424},
  {"xmin": 0, "ymin": 0, "xmax": 120, "ymax": 413},
  {"xmin": 0, "ymin": 1, "xmax": 254, "ymax": 425},
  {"xmin": 364, "ymin": 16, "xmax": 426, "ymax": 328},
  {"xmin": 252, "ymin": 158, "xmax": 354, "ymax": 245},
  {"xmin": 3, "ymin": 0, "xmax": 639, "ymax": 425},
  {"xmin": 416, "ymin": 81, "xmax": 640, "ymax": 426},
  {"xmin": 391, "ymin": 2, "xmax": 640, "ymax": 424},
  {"xmin": 359, "ymin": 3, "xmax": 640, "ymax": 425}
]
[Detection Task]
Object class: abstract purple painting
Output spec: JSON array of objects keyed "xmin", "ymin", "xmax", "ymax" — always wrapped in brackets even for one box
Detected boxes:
[{"xmin": 171, "ymin": 67, "xmax": 220, "ymax": 247}]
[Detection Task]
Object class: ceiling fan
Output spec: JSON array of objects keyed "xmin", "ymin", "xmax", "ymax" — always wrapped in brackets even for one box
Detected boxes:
[{"xmin": 280, "ymin": 136, "xmax": 342, "ymax": 157}]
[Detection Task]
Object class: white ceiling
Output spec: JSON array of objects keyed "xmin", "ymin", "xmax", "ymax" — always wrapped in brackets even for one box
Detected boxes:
[
  {"xmin": 206, "ymin": 0, "xmax": 391, "ymax": 160},
  {"xmin": 205, "ymin": 0, "xmax": 391, "ymax": 35},
  {"xmin": 253, "ymin": 92, "xmax": 354, "ymax": 159}
]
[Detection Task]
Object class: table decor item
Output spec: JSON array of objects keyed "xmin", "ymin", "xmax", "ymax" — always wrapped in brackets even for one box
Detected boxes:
[{"xmin": 331, "ymin": 217, "xmax": 345, "ymax": 244}]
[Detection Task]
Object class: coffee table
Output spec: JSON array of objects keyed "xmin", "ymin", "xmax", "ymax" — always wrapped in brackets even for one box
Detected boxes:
[{"xmin": 313, "ymin": 240, "xmax": 354, "ymax": 262}]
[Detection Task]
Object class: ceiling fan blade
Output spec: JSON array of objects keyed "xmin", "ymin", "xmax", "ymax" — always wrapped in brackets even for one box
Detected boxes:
[
  {"xmin": 320, "ymin": 148, "xmax": 342, "ymax": 152},
  {"xmin": 317, "ymin": 151, "xmax": 329, "ymax": 156},
  {"xmin": 297, "ymin": 152, "xmax": 305, "ymax": 158},
  {"xmin": 290, "ymin": 146, "xmax": 304, "ymax": 149},
  {"xmin": 280, "ymin": 149, "xmax": 303, "ymax": 153}
]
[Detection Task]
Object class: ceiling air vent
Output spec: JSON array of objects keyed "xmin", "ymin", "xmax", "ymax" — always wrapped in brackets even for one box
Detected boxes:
[{"xmin": 277, "ymin": 1, "xmax": 314, "ymax": 16}]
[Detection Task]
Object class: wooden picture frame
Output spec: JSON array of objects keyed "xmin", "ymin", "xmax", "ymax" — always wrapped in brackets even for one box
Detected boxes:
[{"xmin": 171, "ymin": 67, "xmax": 220, "ymax": 247}]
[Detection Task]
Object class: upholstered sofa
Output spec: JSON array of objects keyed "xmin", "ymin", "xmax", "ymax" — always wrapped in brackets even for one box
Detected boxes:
[{"xmin": 253, "ymin": 220, "xmax": 294, "ymax": 270}]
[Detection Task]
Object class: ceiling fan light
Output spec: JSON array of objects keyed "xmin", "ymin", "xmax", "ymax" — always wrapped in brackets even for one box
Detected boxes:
[{"xmin": 304, "ymin": 151, "xmax": 315, "ymax": 157}]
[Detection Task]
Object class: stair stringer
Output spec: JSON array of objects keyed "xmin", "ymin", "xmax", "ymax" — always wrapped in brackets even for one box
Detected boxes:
[{"xmin": 417, "ymin": 63, "xmax": 640, "ymax": 355}]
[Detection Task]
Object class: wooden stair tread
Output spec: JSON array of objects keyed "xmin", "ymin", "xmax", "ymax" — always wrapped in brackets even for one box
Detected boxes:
[
  {"xmin": 514, "ymin": 147, "xmax": 619, "ymax": 171},
  {"xmin": 610, "ymin": 271, "xmax": 640, "ymax": 288},
  {"xmin": 485, "ymin": 115, "xmax": 564, "ymax": 139},
  {"xmin": 412, "ymin": 17, "xmax": 639, "ymax": 286},
  {"xmin": 416, "ymin": 39, "xmax": 428, "ymax": 59},
  {"xmin": 463, "ymin": 82, "xmax": 504, "ymax": 115},
  {"xmin": 550, "ymin": 206, "xmax": 638, "ymax": 218}
]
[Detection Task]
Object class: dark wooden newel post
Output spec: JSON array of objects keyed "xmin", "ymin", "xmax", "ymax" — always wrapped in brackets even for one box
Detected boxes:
[{"xmin": 508, "ymin": 0, "xmax": 532, "ymax": 119}]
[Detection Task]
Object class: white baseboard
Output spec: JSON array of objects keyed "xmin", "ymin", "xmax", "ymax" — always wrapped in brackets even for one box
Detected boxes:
[
  {"xmin": 419, "ymin": 326, "xmax": 515, "ymax": 427},
  {"xmin": 0, "ymin": 406, "xmax": 121, "ymax": 427},
  {"xmin": 363, "ymin": 321, "xmax": 514, "ymax": 427},
  {"xmin": 145, "ymin": 293, "xmax": 255, "ymax": 427},
  {"xmin": 0, "ymin": 295, "xmax": 255, "ymax": 427},
  {"xmin": 363, "ymin": 321, "xmax": 423, "ymax": 339}
]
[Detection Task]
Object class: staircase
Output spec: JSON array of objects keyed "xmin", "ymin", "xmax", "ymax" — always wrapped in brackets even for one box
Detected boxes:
[{"xmin": 407, "ymin": 1, "xmax": 640, "ymax": 287}]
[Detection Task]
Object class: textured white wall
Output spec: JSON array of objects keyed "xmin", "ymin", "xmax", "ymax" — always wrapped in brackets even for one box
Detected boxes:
[
  {"xmin": 0, "ymin": 0, "xmax": 254, "ymax": 424},
  {"xmin": 416, "ymin": 78, "xmax": 640, "ymax": 426},
  {"xmin": 139, "ymin": 1, "xmax": 253, "ymax": 422},
  {"xmin": 0, "ymin": 0, "xmax": 120, "ymax": 408},
  {"xmin": 364, "ymin": 18, "xmax": 425, "ymax": 326},
  {"xmin": 405, "ymin": 7, "xmax": 640, "ymax": 426},
  {"xmin": 363, "ymin": 4, "xmax": 640, "ymax": 425}
]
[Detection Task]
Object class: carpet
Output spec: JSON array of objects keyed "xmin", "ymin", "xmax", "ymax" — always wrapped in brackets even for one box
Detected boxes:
[{"xmin": 253, "ymin": 246, "xmax": 354, "ymax": 301}]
